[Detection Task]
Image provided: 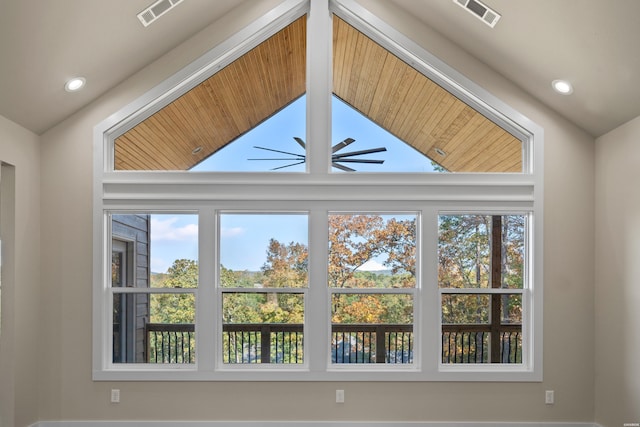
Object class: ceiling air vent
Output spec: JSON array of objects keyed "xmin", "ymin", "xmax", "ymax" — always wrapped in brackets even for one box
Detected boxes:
[
  {"xmin": 453, "ymin": 0, "xmax": 501, "ymax": 28},
  {"xmin": 137, "ymin": 0, "xmax": 183, "ymax": 27}
]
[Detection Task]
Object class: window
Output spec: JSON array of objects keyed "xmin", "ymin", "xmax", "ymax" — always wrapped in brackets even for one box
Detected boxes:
[
  {"xmin": 219, "ymin": 213, "xmax": 308, "ymax": 365},
  {"xmin": 331, "ymin": 15, "xmax": 523, "ymax": 173},
  {"xmin": 329, "ymin": 213, "xmax": 417, "ymax": 364},
  {"xmin": 109, "ymin": 214, "xmax": 198, "ymax": 365},
  {"xmin": 93, "ymin": 0, "xmax": 543, "ymax": 381},
  {"xmin": 438, "ymin": 214, "xmax": 527, "ymax": 365}
]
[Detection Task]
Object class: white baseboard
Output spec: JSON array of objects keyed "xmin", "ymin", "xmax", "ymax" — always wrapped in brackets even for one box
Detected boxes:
[{"xmin": 33, "ymin": 421, "xmax": 603, "ymax": 427}]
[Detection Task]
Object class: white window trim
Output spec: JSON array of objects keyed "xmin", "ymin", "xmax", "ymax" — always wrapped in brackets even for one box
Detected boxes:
[{"xmin": 93, "ymin": 0, "xmax": 544, "ymax": 382}]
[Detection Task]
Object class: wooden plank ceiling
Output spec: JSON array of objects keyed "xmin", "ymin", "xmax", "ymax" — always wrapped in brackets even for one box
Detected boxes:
[
  {"xmin": 114, "ymin": 16, "xmax": 307, "ymax": 170},
  {"xmin": 114, "ymin": 15, "xmax": 522, "ymax": 172}
]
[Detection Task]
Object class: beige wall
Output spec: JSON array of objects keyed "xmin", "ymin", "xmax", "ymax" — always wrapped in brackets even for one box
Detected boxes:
[
  {"xmin": 31, "ymin": 0, "xmax": 596, "ymax": 423},
  {"xmin": 0, "ymin": 115, "xmax": 41, "ymax": 427},
  {"xmin": 595, "ymin": 115, "xmax": 640, "ymax": 427}
]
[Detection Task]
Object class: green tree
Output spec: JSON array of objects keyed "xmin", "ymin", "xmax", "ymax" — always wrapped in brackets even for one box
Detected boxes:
[{"xmin": 150, "ymin": 258, "xmax": 198, "ymax": 324}]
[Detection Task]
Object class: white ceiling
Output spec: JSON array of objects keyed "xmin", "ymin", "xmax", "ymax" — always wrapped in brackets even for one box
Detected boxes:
[
  {"xmin": 390, "ymin": 0, "xmax": 640, "ymax": 137},
  {"xmin": 1, "ymin": 0, "xmax": 639, "ymax": 137}
]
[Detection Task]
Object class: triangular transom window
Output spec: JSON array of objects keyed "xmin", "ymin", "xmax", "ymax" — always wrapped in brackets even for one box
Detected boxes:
[{"xmin": 112, "ymin": 11, "xmax": 523, "ymax": 173}]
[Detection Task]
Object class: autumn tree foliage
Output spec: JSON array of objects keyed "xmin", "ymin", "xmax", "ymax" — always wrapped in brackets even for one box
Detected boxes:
[
  {"xmin": 149, "ymin": 214, "xmax": 524, "ymax": 327},
  {"xmin": 261, "ymin": 238, "xmax": 308, "ymax": 288},
  {"xmin": 328, "ymin": 214, "xmax": 416, "ymax": 289},
  {"xmin": 328, "ymin": 214, "xmax": 416, "ymax": 325}
]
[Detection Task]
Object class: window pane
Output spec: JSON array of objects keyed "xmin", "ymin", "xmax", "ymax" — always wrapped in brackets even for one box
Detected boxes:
[
  {"xmin": 111, "ymin": 214, "xmax": 198, "ymax": 289},
  {"xmin": 332, "ymin": 16, "xmax": 522, "ymax": 173},
  {"xmin": 441, "ymin": 292, "xmax": 523, "ymax": 364},
  {"xmin": 438, "ymin": 214, "xmax": 525, "ymax": 289},
  {"xmin": 328, "ymin": 213, "xmax": 417, "ymax": 288},
  {"xmin": 331, "ymin": 294, "xmax": 413, "ymax": 364},
  {"xmin": 114, "ymin": 17, "xmax": 306, "ymax": 172},
  {"xmin": 441, "ymin": 294, "xmax": 522, "ymax": 325},
  {"xmin": 501, "ymin": 294, "xmax": 522, "ymax": 324},
  {"xmin": 220, "ymin": 213, "xmax": 308, "ymax": 288},
  {"xmin": 438, "ymin": 214, "xmax": 490, "ymax": 288},
  {"xmin": 222, "ymin": 293, "xmax": 304, "ymax": 364},
  {"xmin": 441, "ymin": 294, "xmax": 490, "ymax": 324},
  {"xmin": 113, "ymin": 293, "xmax": 195, "ymax": 364}
]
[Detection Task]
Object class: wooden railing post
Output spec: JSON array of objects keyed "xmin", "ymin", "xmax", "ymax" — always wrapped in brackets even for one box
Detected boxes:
[
  {"xmin": 260, "ymin": 325, "xmax": 271, "ymax": 363},
  {"xmin": 375, "ymin": 325, "xmax": 386, "ymax": 363}
]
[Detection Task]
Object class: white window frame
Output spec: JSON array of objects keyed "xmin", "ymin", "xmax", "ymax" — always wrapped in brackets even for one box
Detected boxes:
[
  {"xmin": 93, "ymin": 0, "xmax": 543, "ymax": 381},
  {"xmin": 215, "ymin": 210, "xmax": 310, "ymax": 371},
  {"xmin": 435, "ymin": 209, "xmax": 534, "ymax": 381}
]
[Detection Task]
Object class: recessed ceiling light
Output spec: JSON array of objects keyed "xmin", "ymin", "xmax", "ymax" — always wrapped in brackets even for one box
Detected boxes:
[
  {"xmin": 552, "ymin": 79, "xmax": 573, "ymax": 95},
  {"xmin": 65, "ymin": 77, "xmax": 86, "ymax": 92},
  {"xmin": 434, "ymin": 147, "xmax": 447, "ymax": 157}
]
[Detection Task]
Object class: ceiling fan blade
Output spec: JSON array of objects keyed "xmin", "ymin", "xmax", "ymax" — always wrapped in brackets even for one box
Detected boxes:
[
  {"xmin": 331, "ymin": 137, "xmax": 356, "ymax": 153},
  {"xmin": 293, "ymin": 137, "xmax": 306, "ymax": 149},
  {"xmin": 331, "ymin": 162, "xmax": 356, "ymax": 172},
  {"xmin": 270, "ymin": 160, "xmax": 306, "ymax": 171},
  {"xmin": 332, "ymin": 147, "xmax": 387, "ymax": 159},
  {"xmin": 248, "ymin": 157, "xmax": 307, "ymax": 161},
  {"xmin": 253, "ymin": 146, "xmax": 305, "ymax": 158},
  {"xmin": 334, "ymin": 159, "xmax": 384, "ymax": 164}
]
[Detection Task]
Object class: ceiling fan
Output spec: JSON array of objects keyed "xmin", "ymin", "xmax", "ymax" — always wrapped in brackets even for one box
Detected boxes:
[{"xmin": 249, "ymin": 137, "xmax": 387, "ymax": 171}]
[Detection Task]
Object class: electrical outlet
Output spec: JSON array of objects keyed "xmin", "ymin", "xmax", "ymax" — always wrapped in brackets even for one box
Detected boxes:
[
  {"xmin": 336, "ymin": 389, "xmax": 345, "ymax": 403},
  {"xmin": 111, "ymin": 389, "xmax": 120, "ymax": 403},
  {"xmin": 545, "ymin": 390, "xmax": 554, "ymax": 405}
]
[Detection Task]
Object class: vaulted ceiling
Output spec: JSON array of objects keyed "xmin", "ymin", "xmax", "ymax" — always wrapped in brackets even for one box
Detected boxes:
[
  {"xmin": 114, "ymin": 15, "xmax": 521, "ymax": 172},
  {"xmin": 1, "ymin": 0, "xmax": 639, "ymax": 139}
]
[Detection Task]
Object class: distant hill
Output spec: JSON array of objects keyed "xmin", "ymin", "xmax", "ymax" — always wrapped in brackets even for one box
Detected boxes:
[
  {"xmin": 150, "ymin": 272, "xmax": 168, "ymax": 287},
  {"xmin": 150, "ymin": 268, "xmax": 398, "ymax": 286}
]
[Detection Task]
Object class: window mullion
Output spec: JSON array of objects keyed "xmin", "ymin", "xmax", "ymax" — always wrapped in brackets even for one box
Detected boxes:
[
  {"xmin": 307, "ymin": 0, "xmax": 332, "ymax": 174},
  {"xmin": 197, "ymin": 208, "xmax": 216, "ymax": 372},
  {"xmin": 307, "ymin": 208, "xmax": 330, "ymax": 371},
  {"xmin": 422, "ymin": 207, "xmax": 440, "ymax": 374}
]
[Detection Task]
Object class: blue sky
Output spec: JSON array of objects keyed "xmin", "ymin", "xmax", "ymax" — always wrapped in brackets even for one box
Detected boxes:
[
  {"xmin": 150, "ymin": 97, "xmax": 429, "ymax": 273},
  {"xmin": 149, "ymin": 215, "xmax": 199, "ymax": 273},
  {"xmin": 219, "ymin": 213, "xmax": 308, "ymax": 271},
  {"xmin": 149, "ymin": 214, "xmax": 309, "ymax": 273},
  {"xmin": 191, "ymin": 95, "xmax": 437, "ymax": 173},
  {"xmin": 149, "ymin": 213, "xmax": 415, "ymax": 274}
]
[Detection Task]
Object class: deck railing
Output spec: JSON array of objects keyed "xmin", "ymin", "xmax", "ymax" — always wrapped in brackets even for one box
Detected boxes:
[
  {"xmin": 145, "ymin": 323, "xmax": 521, "ymax": 364},
  {"xmin": 441, "ymin": 324, "xmax": 522, "ymax": 364},
  {"xmin": 146, "ymin": 323, "xmax": 195, "ymax": 363},
  {"xmin": 224, "ymin": 323, "xmax": 304, "ymax": 364}
]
